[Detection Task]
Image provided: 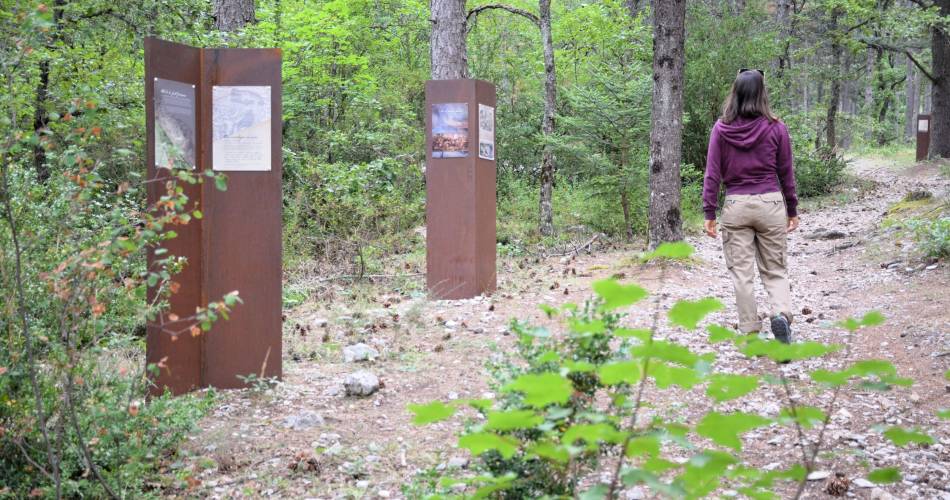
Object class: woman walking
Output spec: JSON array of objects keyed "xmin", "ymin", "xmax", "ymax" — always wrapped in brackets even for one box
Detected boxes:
[{"xmin": 702, "ymin": 69, "xmax": 799, "ymax": 343}]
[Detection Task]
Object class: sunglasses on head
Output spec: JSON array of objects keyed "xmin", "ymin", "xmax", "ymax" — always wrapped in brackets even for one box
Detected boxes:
[{"xmin": 739, "ymin": 68, "xmax": 765, "ymax": 77}]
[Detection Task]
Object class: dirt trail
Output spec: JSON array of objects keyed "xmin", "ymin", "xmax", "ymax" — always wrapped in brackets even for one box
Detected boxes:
[{"xmin": 167, "ymin": 155, "xmax": 950, "ymax": 499}]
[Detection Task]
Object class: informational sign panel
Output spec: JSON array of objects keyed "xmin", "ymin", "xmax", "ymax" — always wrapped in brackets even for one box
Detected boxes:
[
  {"xmin": 154, "ymin": 78, "xmax": 196, "ymax": 169},
  {"xmin": 425, "ymin": 80, "xmax": 497, "ymax": 300},
  {"xmin": 145, "ymin": 37, "xmax": 282, "ymax": 396},
  {"xmin": 212, "ymin": 85, "xmax": 272, "ymax": 171},
  {"xmin": 432, "ymin": 103, "xmax": 469, "ymax": 158},
  {"xmin": 478, "ymin": 104, "xmax": 495, "ymax": 161},
  {"xmin": 917, "ymin": 114, "xmax": 931, "ymax": 162}
]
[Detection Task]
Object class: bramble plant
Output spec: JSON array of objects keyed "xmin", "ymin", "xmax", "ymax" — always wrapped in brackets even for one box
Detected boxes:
[
  {"xmin": 0, "ymin": 5, "xmax": 240, "ymax": 497},
  {"xmin": 407, "ymin": 242, "xmax": 936, "ymax": 499}
]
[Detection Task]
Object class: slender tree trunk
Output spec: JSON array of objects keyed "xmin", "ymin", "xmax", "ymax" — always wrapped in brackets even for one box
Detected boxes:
[
  {"xmin": 430, "ymin": 0, "xmax": 468, "ymax": 80},
  {"xmin": 904, "ymin": 54, "xmax": 919, "ymax": 140},
  {"xmin": 930, "ymin": 0, "xmax": 950, "ymax": 158},
  {"xmin": 538, "ymin": 0, "xmax": 557, "ymax": 236},
  {"xmin": 826, "ymin": 8, "xmax": 843, "ymax": 150},
  {"xmin": 32, "ymin": 59, "xmax": 51, "ymax": 182},
  {"xmin": 647, "ymin": 0, "xmax": 685, "ymax": 248},
  {"xmin": 213, "ymin": 0, "xmax": 256, "ymax": 32},
  {"xmin": 864, "ymin": 48, "xmax": 874, "ymax": 112}
]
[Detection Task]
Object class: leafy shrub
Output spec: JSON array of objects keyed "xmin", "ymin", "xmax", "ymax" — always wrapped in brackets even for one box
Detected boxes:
[
  {"xmin": 794, "ymin": 147, "xmax": 850, "ymax": 198},
  {"xmin": 407, "ymin": 243, "xmax": 936, "ymax": 498},
  {"xmin": 908, "ymin": 217, "xmax": 950, "ymax": 258}
]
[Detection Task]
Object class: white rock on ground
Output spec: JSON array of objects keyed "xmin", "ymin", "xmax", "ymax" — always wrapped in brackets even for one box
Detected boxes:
[
  {"xmin": 343, "ymin": 343, "xmax": 380, "ymax": 363},
  {"xmin": 283, "ymin": 411, "xmax": 324, "ymax": 431},
  {"xmin": 344, "ymin": 370, "xmax": 380, "ymax": 397}
]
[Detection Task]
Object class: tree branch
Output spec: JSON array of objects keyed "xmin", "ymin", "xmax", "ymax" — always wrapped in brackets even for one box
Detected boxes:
[
  {"xmin": 467, "ymin": 4, "xmax": 540, "ymax": 28},
  {"xmin": 859, "ymin": 38, "xmax": 936, "ymax": 83}
]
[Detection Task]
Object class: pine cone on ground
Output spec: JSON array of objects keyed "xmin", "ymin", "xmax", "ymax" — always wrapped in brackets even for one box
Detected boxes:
[{"xmin": 825, "ymin": 472, "xmax": 850, "ymax": 497}]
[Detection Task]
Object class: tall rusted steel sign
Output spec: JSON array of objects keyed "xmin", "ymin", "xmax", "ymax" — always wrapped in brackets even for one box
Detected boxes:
[
  {"xmin": 145, "ymin": 37, "xmax": 282, "ymax": 395},
  {"xmin": 917, "ymin": 114, "xmax": 931, "ymax": 162},
  {"xmin": 425, "ymin": 80, "xmax": 497, "ymax": 300}
]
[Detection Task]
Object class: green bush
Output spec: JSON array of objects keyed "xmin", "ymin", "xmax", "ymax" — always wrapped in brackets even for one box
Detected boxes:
[
  {"xmin": 794, "ymin": 148, "xmax": 850, "ymax": 198},
  {"xmin": 407, "ymin": 243, "xmax": 935, "ymax": 498},
  {"xmin": 908, "ymin": 217, "xmax": 950, "ymax": 258}
]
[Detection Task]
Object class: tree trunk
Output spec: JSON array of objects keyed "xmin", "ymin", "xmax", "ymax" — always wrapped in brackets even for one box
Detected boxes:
[
  {"xmin": 930, "ymin": 0, "xmax": 950, "ymax": 158},
  {"xmin": 430, "ymin": 0, "xmax": 468, "ymax": 80},
  {"xmin": 213, "ymin": 0, "xmax": 256, "ymax": 32},
  {"xmin": 826, "ymin": 8, "xmax": 843, "ymax": 150},
  {"xmin": 32, "ymin": 59, "xmax": 51, "ymax": 182},
  {"xmin": 537, "ymin": 0, "xmax": 557, "ymax": 236},
  {"xmin": 904, "ymin": 54, "xmax": 919, "ymax": 140},
  {"xmin": 647, "ymin": 0, "xmax": 685, "ymax": 248}
]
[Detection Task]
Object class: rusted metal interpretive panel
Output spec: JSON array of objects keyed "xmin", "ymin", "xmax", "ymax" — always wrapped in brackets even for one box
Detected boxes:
[
  {"xmin": 425, "ymin": 80, "xmax": 497, "ymax": 300},
  {"xmin": 145, "ymin": 37, "xmax": 282, "ymax": 395}
]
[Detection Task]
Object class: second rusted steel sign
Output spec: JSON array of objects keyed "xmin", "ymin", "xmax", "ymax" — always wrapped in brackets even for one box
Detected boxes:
[{"xmin": 425, "ymin": 80, "xmax": 497, "ymax": 300}]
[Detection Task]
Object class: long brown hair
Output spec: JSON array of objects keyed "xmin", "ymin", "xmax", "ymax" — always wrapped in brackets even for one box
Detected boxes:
[{"xmin": 721, "ymin": 70, "xmax": 778, "ymax": 124}]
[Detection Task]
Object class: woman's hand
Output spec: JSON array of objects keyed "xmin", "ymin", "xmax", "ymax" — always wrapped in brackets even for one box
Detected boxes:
[
  {"xmin": 704, "ymin": 219, "xmax": 718, "ymax": 238},
  {"xmin": 787, "ymin": 216, "xmax": 800, "ymax": 232}
]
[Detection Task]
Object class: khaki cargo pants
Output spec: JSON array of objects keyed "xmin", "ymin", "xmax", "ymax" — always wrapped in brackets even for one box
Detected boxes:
[{"xmin": 720, "ymin": 191, "xmax": 793, "ymax": 333}]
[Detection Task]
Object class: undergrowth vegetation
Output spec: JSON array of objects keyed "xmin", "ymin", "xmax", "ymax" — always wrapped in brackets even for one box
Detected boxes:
[{"xmin": 407, "ymin": 243, "xmax": 944, "ymax": 499}]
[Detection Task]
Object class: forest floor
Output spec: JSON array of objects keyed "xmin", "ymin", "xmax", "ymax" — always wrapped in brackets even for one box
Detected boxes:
[{"xmin": 159, "ymin": 153, "xmax": 950, "ymax": 500}]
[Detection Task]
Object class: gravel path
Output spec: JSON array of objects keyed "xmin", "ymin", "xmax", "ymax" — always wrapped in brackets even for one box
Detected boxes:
[{"xmin": 165, "ymin": 156, "xmax": 949, "ymax": 499}]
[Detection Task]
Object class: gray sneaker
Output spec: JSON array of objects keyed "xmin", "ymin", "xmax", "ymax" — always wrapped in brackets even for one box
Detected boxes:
[{"xmin": 770, "ymin": 315, "xmax": 792, "ymax": 344}]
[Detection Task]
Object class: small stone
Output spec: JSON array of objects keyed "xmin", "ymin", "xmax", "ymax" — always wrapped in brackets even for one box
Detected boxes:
[
  {"xmin": 447, "ymin": 457, "xmax": 469, "ymax": 469},
  {"xmin": 313, "ymin": 317, "xmax": 329, "ymax": 328},
  {"xmin": 283, "ymin": 411, "xmax": 324, "ymax": 431},
  {"xmin": 356, "ymin": 480, "xmax": 370, "ymax": 489},
  {"xmin": 808, "ymin": 470, "xmax": 831, "ymax": 481},
  {"xmin": 343, "ymin": 343, "xmax": 380, "ymax": 363},
  {"xmin": 926, "ymin": 264, "xmax": 938, "ymax": 270},
  {"xmin": 378, "ymin": 490, "xmax": 391, "ymax": 498},
  {"xmin": 870, "ymin": 487, "xmax": 896, "ymax": 500},
  {"xmin": 853, "ymin": 478, "xmax": 875, "ymax": 488},
  {"xmin": 344, "ymin": 371, "xmax": 380, "ymax": 397}
]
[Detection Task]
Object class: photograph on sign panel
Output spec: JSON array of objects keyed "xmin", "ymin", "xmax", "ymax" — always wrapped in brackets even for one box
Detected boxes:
[
  {"xmin": 212, "ymin": 85, "xmax": 272, "ymax": 171},
  {"xmin": 432, "ymin": 103, "xmax": 469, "ymax": 158},
  {"xmin": 154, "ymin": 78, "xmax": 196, "ymax": 169},
  {"xmin": 478, "ymin": 104, "xmax": 495, "ymax": 161}
]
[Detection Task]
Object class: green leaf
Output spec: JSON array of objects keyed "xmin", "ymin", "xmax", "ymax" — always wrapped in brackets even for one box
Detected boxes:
[
  {"xmin": 215, "ymin": 175, "xmax": 228, "ymax": 191},
  {"xmin": 706, "ymin": 374, "xmax": 759, "ymax": 402},
  {"xmin": 707, "ymin": 324, "xmax": 736, "ymax": 343},
  {"xmin": 643, "ymin": 241, "xmax": 695, "ymax": 261},
  {"xmin": 484, "ymin": 410, "xmax": 543, "ymax": 431},
  {"xmin": 503, "ymin": 372, "xmax": 573, "ymax": 408},
  {"xmin": 578, "ymin": 484, "xmax": 609, "ymax": 500},
  {"xmin": 860, "ymin": 311, "xmax": 885, "ymax": 327},
  {"xmin": 630, "ymin": 340, "xmax": 700, "ymax": 366},
  {"xmin": 613, "ymin": 328, "xmax": 652, "ymax": 341},
  {"xmin": 562, "ymin": 423, "xmax": 627, "ymax": 447},
  {"xmin": 668, "ymin": 298, "xmax": 724, "ymax": 330},
  {"xmin": 883, "ymin": 426, "xmax": 934, "ymax": 446},
  {"xmin": 564, "ymin": 360, "xmax": 596, "ymax": 373},
  {"xmin": 740, "ymin": 339, "xmax": 841, "ymax": 362},
  {"xmin": 598, "ymin": 361, "xmax": 642, "ymax": 386},
  {"xmin": 526, "ymin": 441, "xmax": 570, "ymax": 463},
  {"xmin": 592, "ymin": 279, "xmax": 648, "ymax": 311},
  {"xmin": 459, "ymin": 432, "xmax": 519, "ymax": 459},
  {"xmin": 407, "ymin": 401, "xmax": 455, "ymax": 425},
  {"xmin": 648, "ymin": 362, "xmax": 701, "ymax": 389},
  {"xmin": 625, "ymin": 436, "xmax": 661, "ymax": 458},
  {"xmin": 867, "ymin": 467, "xmax": 901, "ymax": 483},
  {"xmin": 809, "ymin": 369, "xmax": 851, "ymax": 386},
  {"xmin": 696, "ymin": 412, "xmax": 771, "ymax": 450},
  {"xmin": 778, "ymin": 406, "xmax": 826, "ymax": 429},
  {"xmin": 945, "ymin": 369, "xmax": 950, "ymax": 382},
  {"xmin": 937, "ymin": 409, "xmax": 950, "ymax": 420}
]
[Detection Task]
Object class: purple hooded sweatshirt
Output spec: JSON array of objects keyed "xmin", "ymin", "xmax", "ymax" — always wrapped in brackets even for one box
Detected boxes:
[{"xmin": 702, "ymin": 116, "xmax": 798, "ymax": 221}]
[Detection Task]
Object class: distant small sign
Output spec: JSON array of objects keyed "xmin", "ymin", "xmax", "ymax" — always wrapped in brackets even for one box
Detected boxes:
[{"xmin": 918, "ymin": 118, "xmax": 929, "ymax": 133}]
